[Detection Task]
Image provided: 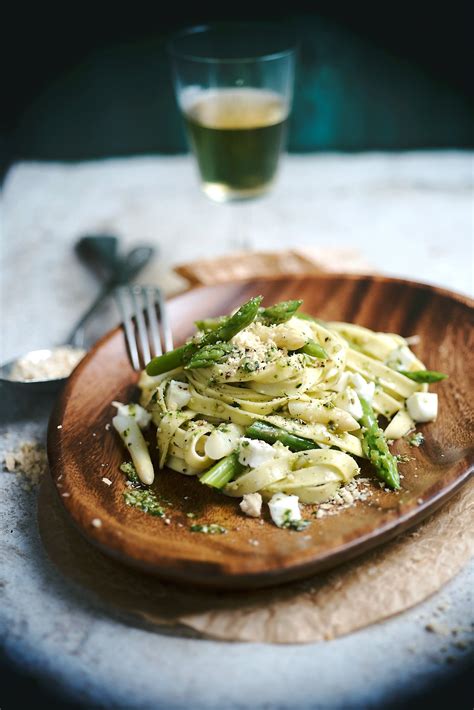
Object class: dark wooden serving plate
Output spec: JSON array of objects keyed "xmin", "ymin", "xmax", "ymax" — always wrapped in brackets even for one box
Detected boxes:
[{"xmin": 48, "ymin": 275, "xmax": 474, "ymax": 589}]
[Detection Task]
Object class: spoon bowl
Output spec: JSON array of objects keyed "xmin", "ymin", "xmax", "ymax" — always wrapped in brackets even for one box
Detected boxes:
[
  {"xmin": 0, "ymin": 347, "xmax": 86, "ymax": 393},
  {"xmin": 0, "ymin": 235, "xmax": 155, "ymax": 391}
]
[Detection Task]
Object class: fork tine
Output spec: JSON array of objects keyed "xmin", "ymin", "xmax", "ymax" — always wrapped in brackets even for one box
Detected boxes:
[
  {"xmin": 145, "ymin": 286, "xmax": 162, "ymax": 357},
  {"xmin": 131, "ymin": 286, "xmax": 151, "ymax": 365},
  {"xmin": 158, "ymin": 288, "xmax": 174, "ymax": 351},
  {"xmin": 116, "ymin": 286, "xmax": 141, "ymax": 371}
]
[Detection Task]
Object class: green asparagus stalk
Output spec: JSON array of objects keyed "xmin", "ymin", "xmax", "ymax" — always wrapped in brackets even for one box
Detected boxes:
[
  {"xmin": 146, "ymin": 343, "xmax": 195, "ymax": 376},
  {"xmin": 258, "ymin": 299, "xmax": 303, "ymax": 325},
  {"xmin": 245, "ymin": 421, "xmax": 317, "ymax": 452},
  {"xmin": 146, "ymin": 296, "xmax": 262, "ymax": 376},
  {"xmin": 197, "ymin": 300, "xmax": 306, "ymax": 331},
  {"xmin": 185, "ymin": 342, "xmax": 235, "ymax": 369},
  {"xmin": 200, "ymin": 296, "xmax": 263, "ymax": 346},
  {"xmin": 195, "ymin": 316, "xmax": 228, "ymax": 332},
  {"xmin": 399, "ymin": 370, "xmax": 447, "ymax": 383},
  {"xmin": 358, "ymin": 396, "xmax": 400, "ymax": 490},
  {"xmin": 295, "ymin": 312, "xmax": 327, "ymax": 326},
  {"xmin": 298, "ymin": 339, "xmax": 328, "ymax": 359},
  {"xmin": 199, "ymin": 453, "xmax": 243, "ymax": 489}
]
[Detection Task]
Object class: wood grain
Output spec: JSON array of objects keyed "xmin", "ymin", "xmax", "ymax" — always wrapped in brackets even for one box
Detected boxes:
[{"xmin": 47, "ymin": 275, "xmax": 474, "ymax": 589}]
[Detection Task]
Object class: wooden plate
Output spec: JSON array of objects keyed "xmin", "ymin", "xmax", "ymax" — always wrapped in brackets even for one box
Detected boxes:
[{"xmin": 47, "ymin": 275, "xmax": 474, "ymax": 589}]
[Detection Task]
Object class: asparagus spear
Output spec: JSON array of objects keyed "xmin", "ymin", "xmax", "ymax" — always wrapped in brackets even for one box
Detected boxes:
[
  {"xmin": 199, "ymin": 453, "xmax": 243, "ymax": 489},
  {"xmin": 195, "ymin": 316, "xmax": 228, "ymax": 332},
  {"xmin": 399, "ymin": 370, "xmax": 447, "ymax": 383},
  {"xmin": 298, "ymin": 339, "xmax": 328, "ymax": 359},
  {"xmin": 358, "ymin": 396, "xmax": 400, "ymax": 490},
  {"xmin": 245, "ymin": 421, "xmax": 317, "ymax": 452},
  {"xmin": 146, "ymin": 296, "xmax": 262, "ymax": 376},
  {"xmin": 259, "ymin": 299, "xmax": 303, "ymax": 325},
  {"xmin": 295, "ymin": 312, "xmax": 327, "ymax": 326},
  {"xmin": 201, "ymin": 296, "xmax": 263, "ymax": 345},
  {"xmin": 196, "ymin": 299, "xmax": 304, "ymax": 330},
  {"xmin": 185, "ymin": 342, "xmax": 235, "ymax": 369},
  {"xmin": 146, "ymin": 343, "xmax": 195, "ymax": 376}
]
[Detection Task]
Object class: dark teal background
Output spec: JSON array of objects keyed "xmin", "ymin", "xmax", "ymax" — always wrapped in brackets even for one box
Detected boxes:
[{"xmin": 2, "ymin": 7, "xmax": 473, "ymax": 171}]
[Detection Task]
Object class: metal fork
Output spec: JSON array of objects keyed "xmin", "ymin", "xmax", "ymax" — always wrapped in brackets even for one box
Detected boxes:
[{"xmin": 115, "ymin": 285, "xmax": 174, "ymax": 370}]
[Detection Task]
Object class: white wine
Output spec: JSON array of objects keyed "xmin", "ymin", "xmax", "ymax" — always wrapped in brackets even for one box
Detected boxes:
[{"xmin": 182, "ymin": 88, "xmax": 289, "ymax": 201}]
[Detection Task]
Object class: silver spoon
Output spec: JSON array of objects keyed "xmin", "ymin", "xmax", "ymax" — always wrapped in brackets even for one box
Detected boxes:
[{"xmin": 0, "ymin": 235, "xmax": 154, "ymax": 393}]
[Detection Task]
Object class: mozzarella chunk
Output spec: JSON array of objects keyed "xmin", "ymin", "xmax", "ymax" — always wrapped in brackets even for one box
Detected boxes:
[
  {"xmin": 334, "ymin": 371, "xmax": 350, "ymax": 393},
  {"xmin": 111, "ymin": 401, "xmax": 151, "ymax": 428},
  {"xmin": 238, "ymin": 438, "xmax": 277, "ymax": 468},
  {"xmin": 406, "ymin": 392, "xmax": 438, "ymax": 422},
  {"xmin": 239, "ymin": 492, "xmax": 263, "ymax": 518},
  {"xmin": 334, "ymin": 386, "xmax": 363, "ymax": 421},
  {"xmin": 165, "ymin": 380, "xmax": 191, "ymax": 411},
  {"xmin": 386, "ymin": 345, "xmax": 419, "ymax": 371},
  {"xmin": 349, "ymin": 373, "xmax": 375, "ymax": 402},
  {"xmin": 334, "ymin": 372, "xmax": 375, "ymax": 403},
  {"xmin": 268, "ymin": 492, "xmax": 301, "ymax": 528}
]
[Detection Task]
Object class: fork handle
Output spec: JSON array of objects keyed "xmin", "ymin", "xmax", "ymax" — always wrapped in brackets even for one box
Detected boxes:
[{"xmin": 65, "ymin": 246, "xmax": 155, "ymax": 347}]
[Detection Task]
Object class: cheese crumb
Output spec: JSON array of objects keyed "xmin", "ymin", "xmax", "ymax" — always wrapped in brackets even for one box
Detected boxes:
[
  {"xmin": 91, "ymin": 518, "xmax": 102, "ymax": 528},
  {"xmin": 240, "ymin": 492, "xmax": 263, "ymax": 518}
]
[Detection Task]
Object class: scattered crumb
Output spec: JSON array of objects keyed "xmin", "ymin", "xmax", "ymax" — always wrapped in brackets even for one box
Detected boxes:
[
  {"xmin": 3, "ymin": 441, "xmax": 48, "ymax": 489},
  {"xmin": 314, "ymin": 477, "xmax": 373, "ymax": 518},
  {"xmin": 425, "ymin": 621, "xmax": 450, "ymax": 636},
  {"xmin": 91, "ymin": 518, "xmax": 102, "ymax": 528},
  {"xmin": 102, "ymin": 477, "xmax": 112, "ymax": 486},
  {"xmin": 248, "ymin": 539, "xmax": 259, "ymax": 546},
  {"xmin": 57, "ymin": 425, "xmax": 62, "ymax": 430},
  {"xmin": 105, "ymin": 423, "xmax": 111, "ymax": 431},
  {"xmin": 417, "ymin": 498, "xmax": 423, "ymax": 505},
  {"xmin": 164, "ymin": 518, "xmax": 171, "ymax": 525},
  {"xmin": 61, "ymin": 492, "xmax": 70, "ymax": 497}
]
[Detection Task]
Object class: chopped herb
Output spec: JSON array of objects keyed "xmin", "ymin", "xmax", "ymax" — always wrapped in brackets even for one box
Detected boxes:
[
  {"xmin": 123, "ymin": 489, "xmax": 165, "ymax": 517},
  {"xmin": 281, "ymin": 510, "xmax": 311, "ymax": 531},
  {"xmin": 190, "ymin": 523, "xmax": 227, "ymax": 534},
  {"xmin": 120, "ymin": 461, "xmax": 140, "ymax": 486},
  {"xmin": 396, "ymin": 454, "xmax": 413, "ymax": 464},
  {"xmin": 408, "ymin": 432, "xmax": 425, "ymax": 447}
]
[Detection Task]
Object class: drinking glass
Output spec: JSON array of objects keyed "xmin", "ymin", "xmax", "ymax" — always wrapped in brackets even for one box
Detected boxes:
[{"xmin": 169, "ymin": 24, "xmax": 295, "ymax": 202}]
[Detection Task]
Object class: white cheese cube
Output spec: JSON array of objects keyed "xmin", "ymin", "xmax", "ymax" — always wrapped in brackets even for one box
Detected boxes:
[
  {"xmin": 268, "ymin": 492, "xmax": 301, "ymax": 528},
  {"xmin": 165, "ymin": 380, "xmax": 191, "ymax": 411},
  {"xmin": 334, "ymin": 386, "xmax": 363, "ymax": 421},
  {"xmin": 386, "ymin": 346, "xmax": 418, "ymax": 371},
  {"xmin": 406, "ymin": 392, "xmax": 438, "ymax": 423},
  {"xmin": 349, "ymin": 373, "xmax": 375, "ymax": 403},
  {"xmin": 334, "ymin": 371, "xmax": 350, "ymax": 393},
  {"xmin": 239, "ymin": 492, "xmax": 263, "ymax": 518},
  {"xmin": 238, "ymin": 438, "xmax": 277, "ymax": 468}
]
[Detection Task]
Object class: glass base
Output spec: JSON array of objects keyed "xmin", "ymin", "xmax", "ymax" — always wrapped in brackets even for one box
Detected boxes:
[{"xmin": 202, "ymin": 181, "xmax": 273, "ymax": 203}]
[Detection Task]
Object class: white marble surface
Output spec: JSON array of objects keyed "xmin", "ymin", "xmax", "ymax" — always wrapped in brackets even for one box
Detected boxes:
[{"xmin": 1, "ymin": 152, "xmax": 473, "ymax": 709}]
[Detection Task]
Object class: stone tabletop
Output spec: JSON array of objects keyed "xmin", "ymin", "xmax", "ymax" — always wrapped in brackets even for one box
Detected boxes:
[{"xmin": 0, "ymin": 152, "xmax": 472, "ymax": 708}]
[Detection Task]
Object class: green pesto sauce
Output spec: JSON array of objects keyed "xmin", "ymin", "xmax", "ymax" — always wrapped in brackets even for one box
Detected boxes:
[
  {"xmin": 190, "ymin": 523, "xmax": 227, "ymax": 534},
  {"xmin": 120, "ymin": 461, "xmax": 166, "ymax": 517},
  {"xmin": 123, "ymin": 489, "xmax": 165, "ymax": 517},
  {"xmin": 408, "ymin": 432, "xmax": 425, "ymax": 447},
  {"xmin": 281, "ymin": 510, "xmax": 311, "ymax": 531}
]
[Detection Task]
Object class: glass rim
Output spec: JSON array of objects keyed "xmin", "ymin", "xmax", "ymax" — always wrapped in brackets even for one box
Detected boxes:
[{"xmin": 167, "ymin": 23, "xmax": 297, "ymax": 64}]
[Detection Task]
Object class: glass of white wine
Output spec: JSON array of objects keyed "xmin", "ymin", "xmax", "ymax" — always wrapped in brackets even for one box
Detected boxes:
[{"xmin": 169, "ymin": 24, "xmax": 296, "ymax": 202}]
